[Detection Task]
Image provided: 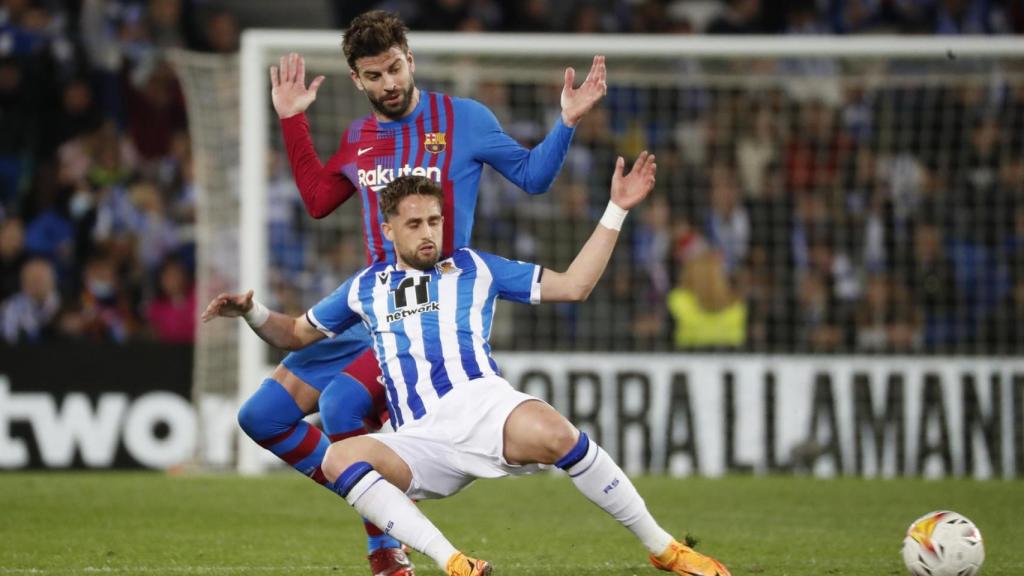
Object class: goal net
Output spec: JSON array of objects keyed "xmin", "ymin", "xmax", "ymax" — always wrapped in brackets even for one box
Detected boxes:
[{"xmin": 174, "ymin": 34, "xmax": 1024, "ymax": 473}]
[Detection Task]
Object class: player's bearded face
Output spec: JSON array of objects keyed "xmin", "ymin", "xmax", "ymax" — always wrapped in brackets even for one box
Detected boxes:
[
  {"xmin": 369, "ymin": 80, "xmax": 415, "ymax": 120},
  {"xmin": 355, "ymin": 48, "xmax": 417, "ymax": 121},
  {"xmin": 387, "ymin": 196, "xmax": 444, "ymax": 271}
]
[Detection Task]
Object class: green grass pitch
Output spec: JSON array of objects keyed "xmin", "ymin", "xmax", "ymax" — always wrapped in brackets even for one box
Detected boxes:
[{"xmin": 1, "ymin": 472, "xmax": 1021, "ymax": 575}]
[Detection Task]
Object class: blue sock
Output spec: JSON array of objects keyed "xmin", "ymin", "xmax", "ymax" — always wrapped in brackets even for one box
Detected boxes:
[{"xmin": 237, "ymin": 378, "xmax": 334, "ymax": 488}]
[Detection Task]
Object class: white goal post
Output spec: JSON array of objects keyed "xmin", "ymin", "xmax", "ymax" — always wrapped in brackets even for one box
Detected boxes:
[{"xmin": 188, "ymin": 33, "xmax": 1024, "ymax": 474}]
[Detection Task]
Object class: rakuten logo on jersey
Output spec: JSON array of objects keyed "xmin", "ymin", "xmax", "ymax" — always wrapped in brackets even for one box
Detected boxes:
[{"xmin": 358, "ymin": 165, "xmax": 442, "ymax": 189}]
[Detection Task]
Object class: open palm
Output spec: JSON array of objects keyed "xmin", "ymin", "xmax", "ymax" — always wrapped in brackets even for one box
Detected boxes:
[
  {"xmin": 561, "ymin": 55, "xmax": 607, "ymax": 127},
  {"xmin": 201, "ymin": 290, "xmax": 254, "ymax": 323},
  {"xmin": 610, "ymin": 151, "xmax": 656, "ymax": 211},
  {"xmin": 270, "ymin": 52, "xmax": 325, "ymax": 119}
]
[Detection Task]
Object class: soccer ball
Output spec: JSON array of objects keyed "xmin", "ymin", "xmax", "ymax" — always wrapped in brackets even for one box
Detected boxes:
[{"xmin": 901, "ymin": 510, "xmax": 985, "ymax": 576}]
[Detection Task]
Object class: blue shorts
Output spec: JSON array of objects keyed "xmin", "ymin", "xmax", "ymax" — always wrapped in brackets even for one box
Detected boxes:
[{"xmin": 281, "ymin": 322, "xmax": 372, "ymax": 392}]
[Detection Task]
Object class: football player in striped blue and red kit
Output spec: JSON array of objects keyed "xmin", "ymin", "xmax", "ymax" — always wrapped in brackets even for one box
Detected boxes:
[
  {"xmin": 238, "ymin": 10, "xmax": 607, "ymax": 576},
  {"xmin": 205, "ymin": 158, "xmax": 731, "ymax": 576}
]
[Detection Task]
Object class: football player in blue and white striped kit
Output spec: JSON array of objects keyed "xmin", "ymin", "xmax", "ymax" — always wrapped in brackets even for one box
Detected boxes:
[{"xmin": 203, "ymin": 153, "xmax": 729, "ymax": 576}]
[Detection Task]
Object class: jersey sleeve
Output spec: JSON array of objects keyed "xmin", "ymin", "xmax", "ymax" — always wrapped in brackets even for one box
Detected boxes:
[
  {"xmin": 280, "ymin": 113, "xmax": 357, "ymax": 218},
  {"xmin": 475, "ymin": 250, "xmax": 542, "ymax": 305},
  {"xmin": 461, "ymin": 99, "xmax": 575, "ymax": 194},
  {"xmin": 306, "ymin": 274, "xmax": 362, "ymax": 337}
]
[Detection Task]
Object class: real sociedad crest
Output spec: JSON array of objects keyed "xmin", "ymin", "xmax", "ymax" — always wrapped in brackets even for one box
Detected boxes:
[
  {"xmin": 424, "ymin": 132, "xmax": 446, "ymax": 154},
  {"xmin": 436, "ymin": 259, "xmax": 459, "ymax": 275}
]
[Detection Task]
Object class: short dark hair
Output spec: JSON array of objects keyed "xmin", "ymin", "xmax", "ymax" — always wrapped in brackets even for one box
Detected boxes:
[
  {"xmin": 342, "ymin": 10, "xmax": 409, "ymax": 72},
  {"xmin": 380, "ymin": 176, "xmax": 444, "ymax": 220}
]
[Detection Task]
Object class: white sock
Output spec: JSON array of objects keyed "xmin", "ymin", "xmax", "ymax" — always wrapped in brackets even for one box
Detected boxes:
[
  {"xmin": 344, "ymin": 469, "xmax": 457, "ymax": 569},
  {"xmin": 562, "ymin": 436, "xmax": 674, "ymax": 555}
]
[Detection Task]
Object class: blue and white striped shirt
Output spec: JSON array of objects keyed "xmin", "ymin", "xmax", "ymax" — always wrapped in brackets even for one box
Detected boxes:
[{"xmin": 307, "ymin": 248, "xmax": 541, "ymax": 428}]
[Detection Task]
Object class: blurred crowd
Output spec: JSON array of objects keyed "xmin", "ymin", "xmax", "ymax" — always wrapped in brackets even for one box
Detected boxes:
[
  {"xmin": 1, "ymin": 0, "xmax": 1021, "ymax": 349},
  {"xmin": 476, "ymin": 72, "xmax": 1024, "ymax": 354},
  {"xmin": 0, "ymin": 0, "xmax": 241, "ymax": 344},
  {"xmin": 344, "ymin": 0, "xmax": 1024, "ymax": 35}
]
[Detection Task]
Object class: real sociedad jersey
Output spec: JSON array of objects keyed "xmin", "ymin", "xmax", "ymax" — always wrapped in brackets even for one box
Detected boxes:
[
  {"xmin": 334, "ymin": 91, "xmax": 575, "ymax": 264},
  {"xmin": 306, "ymin": 248, "xmax": 541, "ymax": 428}
]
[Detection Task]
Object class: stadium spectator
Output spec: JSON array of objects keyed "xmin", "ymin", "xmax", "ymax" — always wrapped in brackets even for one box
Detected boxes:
[
  {"xmin": 830, "ymin": 0, "xmax": 936, "ymax": 33},
  {"xmin": 414, "ymin": 0, "xmax": 475, "ymax": 31},
  {"xmin": 785, "ymin": 99, "xmax": 851, "ymax": 194},
  {"xmin": 0, "ymin": 56, "xmax": 31, "ymax": 204},
  {"xmin": 855, "ymin": 272, "xmax": 922, "ymax": 351},
  {"xmin": 667, "ymin": 243, "xmax": 747, "ymax": 348},
  {"xmin": 705, "ymin": 163, "xmax": 750, "ymax": 273},
  {"xmin": 629, "ymin": 194, "xmax": 674, "ymax": 341},
  {"xmin": 795, "ymin": 268, "xmax": 844, "ymax": 351},
  {"xmin": 901, "ymin": 220, "xmax": 961, "ymax": 349},
  {"xmin": 199, "ymin": 8, "xmax": 239, "ymax": 53},
  {"xmin": 147, "ymin": 0, "xmax": 187, "ymax": 51},
  {"xmin": 23, "ymin": 200, "xmax": 75, "ymax": 270},
  {"xmin": 706, "ymin": 0, "xmax": 765, "ymax": 33},
  {"xmin": 0, "ymin": 217, "xmax": 27, "ymax": 301},
  {"xmin": 145, "ymin": 256, "xmax": 195, "ymax": 344},
  {"xmin": 50, "ymin": 78, "xmax": 104, "ymax": 150},
  {"xmin": 785, "ymin": 0, "xmax": 831, "ymax": 33},
  {"xmin": 509, "ymin": 0, "xmax": 556, "ymax": 31},
  {"xmin": 935, "ymin": 0, "xmax": 1008, "ymax": 34},
  {"xmin": 1, "ymin": 257, "xmax": 60, "ymax": 344},
  {"xmin": 736, "ymin": 105, "xmax": 779, "ymax": 200},
  {"xmin": 129, "ymin": 181, "xmax": 179, "ymax": 273},
  {"xmin": 125, "ymin": 60, "xmax": 187, "ymax": 160},
  {"xmin": 77, "ymin": 253, "xmax": 136, "ymax": 343}
]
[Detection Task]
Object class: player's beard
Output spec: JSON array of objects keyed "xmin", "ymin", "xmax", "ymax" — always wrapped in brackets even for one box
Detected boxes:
[
  {"xmin": 400, "ymin": 241, "xmax": 439, "ymax": 271},
  {"xmin": 369, "ymin": 82, "xmax": 416, "ymax": 121}
]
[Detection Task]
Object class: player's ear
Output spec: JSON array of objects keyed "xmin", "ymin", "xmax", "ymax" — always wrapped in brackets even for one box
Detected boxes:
[
  {"xmin": 382, "ymin": 221, "xmax": 393, "ymax": 242},
  {"xmin": 406, "ymin": 50, "xmax": 415, "ymax": 74},
  {"xmin": 349, "ymin": 69, "xmax": 364, "ymax": 91}
]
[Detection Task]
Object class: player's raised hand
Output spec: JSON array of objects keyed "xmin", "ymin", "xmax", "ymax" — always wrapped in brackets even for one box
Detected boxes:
[
  {"xmin": 202, "ymin": 290, "xmax": 254, "ymax": 323},
  {"xmin": 560, "ymin": 55, "xmax": 607, "ymax": 128},
  {"xmin": 610, "ymin": 151, "xmax": 656, "ymax": 211},
  {"xmin": 270, "ymin": 52, "xmax": 326, "ymax": 119}
]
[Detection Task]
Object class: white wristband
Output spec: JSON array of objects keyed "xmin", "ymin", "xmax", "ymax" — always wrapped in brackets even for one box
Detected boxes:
[
  {"xmin": 599, "ymin": 201, "xmax": 629, "ymax": 231},
  {"xmin": 244, "ymin": 299, "xmax": 270, "ymax": 328}
]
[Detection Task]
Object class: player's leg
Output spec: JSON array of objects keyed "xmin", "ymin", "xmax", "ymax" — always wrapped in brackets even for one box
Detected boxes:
[
  {"xmin": 321, "ymin": 436, "xmax": 491, "ymax": 576},
  {"xmin": 502, "ymin": 401, "xmax": 730, "ymax": 576},
  {"xmin": 236, "ymin": 334, "xmax": 375, "ymax": 491},
  {"xmin": 319, "ymin": 349, "xmax": 412, "ymax": 574},
  {"xmin": 236, "ymin": 361, "xmax": 332, "ymax": 484}
]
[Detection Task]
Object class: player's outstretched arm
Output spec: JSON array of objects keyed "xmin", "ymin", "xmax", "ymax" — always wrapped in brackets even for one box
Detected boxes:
[
  {"xmin": 540, "ymin": 151, "xmax": 656, "ymax": 302},
  {"xmin": 201, "ymin": 290, "xmax": 325, "ymax": 350},
  {"xmin": 271, "ymin": 52, "xmax": 325, "ymax": 119},
  {"xmin": 561, "ymin": 55, "xmax": 607, "ymax": 128},
  {"xmin": 473, "ymin": 55, "xmax": 605, "ymax": 194},
  {"xmin": 273, "ymin": 52, "xmax": 356, "ymax": 218}
]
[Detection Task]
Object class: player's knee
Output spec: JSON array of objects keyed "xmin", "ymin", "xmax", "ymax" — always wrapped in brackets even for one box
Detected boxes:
[
  {"xmin": 236, "ymin": 393, "xmax": 266, "ymax": 440},
  {"xmin": 542, "ymin": 421, "xmax": 579, "ymax": 465},
  {"xmin": 322, "ymin": 440, "xmax": 362, "ymax": 483},
  {"xmin": 237, "ymin": 378, "xmax": 299, "ymax": 441},
  {"xmin": 318, "ymin": 374, "xmax": 374, "ymax": 434}
]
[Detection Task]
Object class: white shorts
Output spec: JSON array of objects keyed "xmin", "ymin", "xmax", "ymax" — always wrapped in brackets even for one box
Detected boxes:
[{"xmin": 369, "ymin": 375, "xmax": 549, "ymax": 500}]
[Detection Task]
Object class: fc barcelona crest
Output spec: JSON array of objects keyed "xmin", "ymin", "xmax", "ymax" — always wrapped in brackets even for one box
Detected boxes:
[{"xmin": 424, "ymin": 132, "xmax": 446, "ymax": 154}]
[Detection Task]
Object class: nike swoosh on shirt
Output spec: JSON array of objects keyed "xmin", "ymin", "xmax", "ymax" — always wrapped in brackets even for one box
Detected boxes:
[{"xmin": 357, "ymin": 147, "xmax": 374, "ymax": 156}]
